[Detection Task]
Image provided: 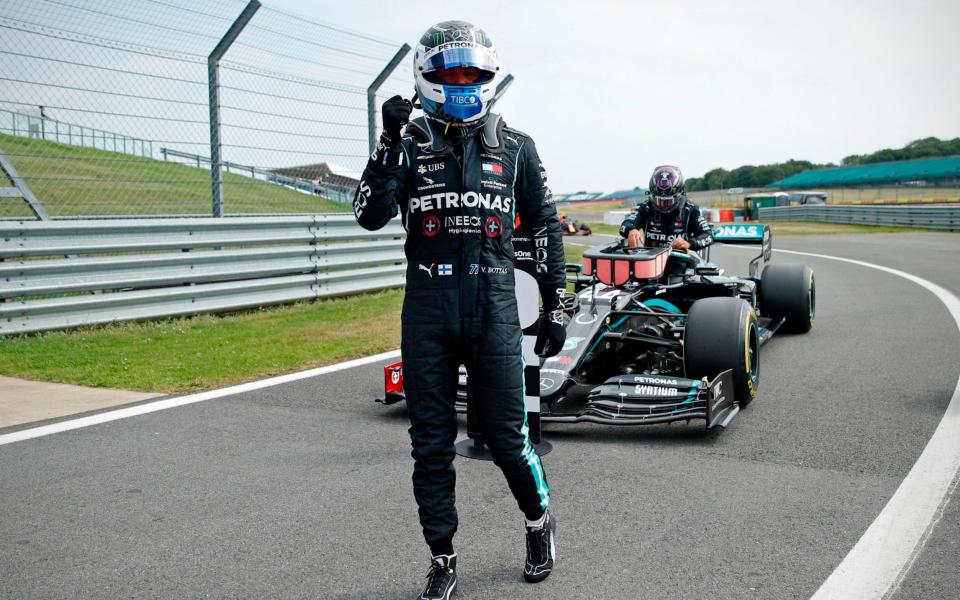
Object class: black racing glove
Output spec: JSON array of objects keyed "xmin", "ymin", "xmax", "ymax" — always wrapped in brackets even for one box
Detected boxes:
[
  {"xmin": 382, "ymin": 95, "xmax": 413, "ymax": 143},
  {"xmin": 535, "ymin": 315, "xmax": 566, "ymax": 357}
]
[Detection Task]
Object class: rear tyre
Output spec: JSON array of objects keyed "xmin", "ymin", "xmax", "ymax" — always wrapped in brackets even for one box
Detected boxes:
[
  {"xmin": 760, "ymin": 264, "xmax": 815, "ymax": 333},
  {"xmin": 684, "ymin": 297, "xmax": 760, "ymax": 407}
]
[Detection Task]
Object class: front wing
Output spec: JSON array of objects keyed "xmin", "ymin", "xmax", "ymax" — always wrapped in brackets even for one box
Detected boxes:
[{"xmin": 378, "ymin": 363, "xmax": 738, "ymax": 430}]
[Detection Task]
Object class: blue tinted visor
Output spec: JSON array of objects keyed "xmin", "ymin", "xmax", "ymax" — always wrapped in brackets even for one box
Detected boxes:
[{"xmin": 422, "ymin": 47, "xmax": 497, "ymax": 83}]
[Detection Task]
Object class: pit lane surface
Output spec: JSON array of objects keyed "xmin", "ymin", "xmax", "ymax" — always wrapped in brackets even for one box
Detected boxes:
[{"xmin": 1, "ymin": 232, "xmax": 957, "ymax": 599}]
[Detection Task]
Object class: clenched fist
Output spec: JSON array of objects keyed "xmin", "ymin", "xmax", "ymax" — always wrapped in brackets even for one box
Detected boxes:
[{"xmin": 382, "ymin": 95, "xmax": 413, "ymax": 142}]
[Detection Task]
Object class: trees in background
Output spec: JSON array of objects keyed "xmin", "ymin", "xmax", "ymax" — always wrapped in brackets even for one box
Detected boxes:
[
  {"xmin": 685, "ymin": 137, "xmax": 960, "ymax": 191},
  {"xmin": 840, "ymin": 137, "xmax": 960, "ymax": 166}
]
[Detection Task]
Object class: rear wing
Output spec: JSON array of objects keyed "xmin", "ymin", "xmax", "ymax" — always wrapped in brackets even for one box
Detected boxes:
[{"xmin": 712, "ymin": 223, "xmax": 773, "ymax": 277}]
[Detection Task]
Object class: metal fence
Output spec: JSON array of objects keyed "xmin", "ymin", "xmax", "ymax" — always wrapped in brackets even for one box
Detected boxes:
[
  {"xmin": 758, "ymin": 204, "xmax": 960, "ymax": 230},
  {"xmin": 2, "ymin": 108, "xmax": 153, "ymax": 158},
  {"xmin": 689, "ymin": 186, "xmax": 960, "ymax": 209},
  {"xmin": 159, "ymin": 147, "xmax": 351, "ymax": 203},
  {"xmin": 0, "ymin": 215, "xmax": 406, "ymax": 334},
  {"xmin": 0, "ymin": 0, "xmax": 414, "ymax": 219}
]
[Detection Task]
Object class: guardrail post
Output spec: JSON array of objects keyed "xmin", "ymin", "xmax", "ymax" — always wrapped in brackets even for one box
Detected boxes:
[
  {"xmin": 0, "ymin": 149, "xmax": 49, "ymax": 220},
  {"xmin": 367, "ymin": 44, "xmax": 412, "ymax": 155},
  {"xmin": 208, "ymin": 0, "xmax": 261, "ymax": 217}
]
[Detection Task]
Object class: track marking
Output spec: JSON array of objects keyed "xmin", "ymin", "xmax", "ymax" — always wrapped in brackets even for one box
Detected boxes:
[
  {"xmin": 727, "ymin": 245, "xmax": 960, "ymax": 599},
  {"xmin": 0, "ymin": 349, "xmax": 401, "ymax": 447}
]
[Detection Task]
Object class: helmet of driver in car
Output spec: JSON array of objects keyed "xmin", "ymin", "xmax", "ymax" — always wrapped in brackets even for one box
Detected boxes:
[
  {"xmin": 413, "ymin": 21, "xmax": 502, "ymax": 125},
  {"xmin": 648, "ymin": 165, "xmax": 687, "ymax": 213}
]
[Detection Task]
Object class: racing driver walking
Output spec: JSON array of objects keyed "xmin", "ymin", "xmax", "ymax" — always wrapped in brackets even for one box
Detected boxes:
[{"xmin": 353, "ymin": 20, "xmax": 566, "ymax": 600}]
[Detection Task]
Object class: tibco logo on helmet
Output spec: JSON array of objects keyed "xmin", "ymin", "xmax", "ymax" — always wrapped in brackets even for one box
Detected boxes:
[{"xmin": 414, "ymin": 21, "xmax": 502, "ymax": 126}]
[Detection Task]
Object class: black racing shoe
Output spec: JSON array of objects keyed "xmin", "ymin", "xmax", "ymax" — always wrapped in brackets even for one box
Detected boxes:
[
  {"xmin": 524, "ymin": 511, "xmax": 556, "ymax": 583},
  {"xmin": 419, "ymin": 554, "xmax": 457, "ymax": 600}
]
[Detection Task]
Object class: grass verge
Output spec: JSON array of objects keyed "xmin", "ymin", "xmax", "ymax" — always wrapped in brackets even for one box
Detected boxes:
[
  {"xmin": 0, "ymin": 290, "xmax": 403, "ymax": 393},
  {"xmin": 563, "ymin": 240, "xmax": 588, "ymax": 264},
  {"xmin": 587, "ymin": 223, "xmax": 620, "ymax": 235}
]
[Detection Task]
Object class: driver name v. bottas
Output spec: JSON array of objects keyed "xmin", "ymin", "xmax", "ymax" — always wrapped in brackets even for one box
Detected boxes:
[{"xmin": 353, "ymin": 19, "xmax": 564, "ymax": 599}]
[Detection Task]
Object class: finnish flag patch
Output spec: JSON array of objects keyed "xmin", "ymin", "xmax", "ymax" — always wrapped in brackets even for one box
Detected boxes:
[{"xmin": 438, "ymin": 264, "xmax": 453, "ymax": 276}]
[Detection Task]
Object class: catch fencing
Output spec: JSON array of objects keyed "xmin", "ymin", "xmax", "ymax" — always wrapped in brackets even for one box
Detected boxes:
[
  {"xmin": 159, "ymin": 147, "xmax": 355, "ymax": 204},
  {"xmin": 0, "ymin": 0, "xmax": 414, "ymax": 218},
  {"xmin": 2, "ymin": 108, "xmax": 153, "ymax": 158},
  {"xmin": 758, "ymin": 204, "xmax": 960, "ymax": 230},
  {"xmin": 0, "ymin": 215, "xmax": 406, "ymax": 334}
]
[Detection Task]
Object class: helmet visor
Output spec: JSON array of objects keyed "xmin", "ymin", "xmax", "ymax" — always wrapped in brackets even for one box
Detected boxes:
[
  {"xmin": 422, "ymin": 47, "xmax": 497, "ymax": 84},
  {"xmin": 428, "ymin": 66, "xmax": 489, "ymax": 85},
  {"xmin": 653, "ymin": 195, "xmax": 678, "ymax": 212}
]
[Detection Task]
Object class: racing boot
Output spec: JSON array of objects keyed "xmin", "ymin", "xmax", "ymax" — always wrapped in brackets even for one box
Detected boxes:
[
  {"xmin": 523, "ymin": 510, "xmax": 556, "ymax": 583},
  {"xmin": 418, "ymin": 554, "xmax": 457, "ymax": 600}
]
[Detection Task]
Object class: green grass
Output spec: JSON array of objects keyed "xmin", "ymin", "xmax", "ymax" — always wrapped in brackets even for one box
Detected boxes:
[
  {"xmin": 0, "ymin": 133, "xmax": 351, "ymax": 217},
  {"xmin": 0, "ymin": 290, "xmax": 403, "ymax": 393},
  {"xmin": 563, "ymin": 240, "xmax": 589, "ymax": 264},
  {"xmin": 587, "ymin": 223, "xmax": 620, "ymax": 235}
]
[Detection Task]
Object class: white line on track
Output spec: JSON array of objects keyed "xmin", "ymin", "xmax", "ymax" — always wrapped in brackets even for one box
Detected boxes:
[
  {"xmin": 0, "ymin": 349, "xmax": 401, "ymax": 447},
  {"xmin": 727, "ymin": 245, "xmax": 960, "ymax": 599}
]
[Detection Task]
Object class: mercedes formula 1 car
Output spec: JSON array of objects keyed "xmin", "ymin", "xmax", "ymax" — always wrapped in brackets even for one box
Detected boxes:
[{"xmin": 379, "ymin": 224, "xmax": 815, "ymax": 429}]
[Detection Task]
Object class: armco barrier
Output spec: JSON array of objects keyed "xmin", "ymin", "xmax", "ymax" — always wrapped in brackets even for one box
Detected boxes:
[
  {"xmin": 757, "ymin": 205, "xmax": 960, "ymax": 231},
  {"xmin": 0, "ymin": 215, "xmax": 406, "ymax": 335}
]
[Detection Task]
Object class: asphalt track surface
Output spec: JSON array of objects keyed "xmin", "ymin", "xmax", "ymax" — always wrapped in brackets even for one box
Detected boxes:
[{"xmin": 1, "ymin": 232, "xmax": 958, "ymax": 599}]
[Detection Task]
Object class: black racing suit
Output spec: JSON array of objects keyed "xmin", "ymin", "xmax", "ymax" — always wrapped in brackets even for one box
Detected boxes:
[
  {"xmin": 619, "ymin": 200, "xmax": 714, "ymax": 250},
  {"xmin": 354, "ymin": 115, "xmax": 564, "ymax": 555}
]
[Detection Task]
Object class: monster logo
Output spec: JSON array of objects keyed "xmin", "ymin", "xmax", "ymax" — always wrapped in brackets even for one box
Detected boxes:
[{"xmin": 657, "ymin": 171, "xmax": 674, "ymax": 190}]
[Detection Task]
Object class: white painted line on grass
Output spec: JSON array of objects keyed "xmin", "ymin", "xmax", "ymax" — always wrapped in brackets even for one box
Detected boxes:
[
  {"xmin": 0, "ymin": 349, "xmax": 401, "ymax": 447},
  {"xmin": 728, "ymin": 245, "xmax": 960, "ymax": 599}
]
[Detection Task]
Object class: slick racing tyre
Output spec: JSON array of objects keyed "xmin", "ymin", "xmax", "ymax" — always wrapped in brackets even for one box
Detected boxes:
[
  {"xmin": 684, "ymin": 297, "xmax": 760, "ymax": 408},
  {"xmin": 760, "ymin": 263, "xmax": 815, "ymax": 333}
]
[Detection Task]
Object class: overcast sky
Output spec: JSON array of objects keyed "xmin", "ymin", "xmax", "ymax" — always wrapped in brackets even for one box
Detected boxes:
[{"xmin": 270, "ymin": 0, "xmax": 960, "ymax": 192}]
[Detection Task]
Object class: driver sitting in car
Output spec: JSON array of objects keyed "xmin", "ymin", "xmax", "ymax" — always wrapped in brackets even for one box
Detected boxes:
[{"xmin": 620, "ymin": 165, "xmax": 714, "ymax": 252}]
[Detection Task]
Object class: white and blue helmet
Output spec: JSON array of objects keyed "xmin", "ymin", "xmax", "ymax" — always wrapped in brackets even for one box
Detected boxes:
[{"xmin": 413, "ymin": 21, "xmax": 502, "ymax": 125}]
